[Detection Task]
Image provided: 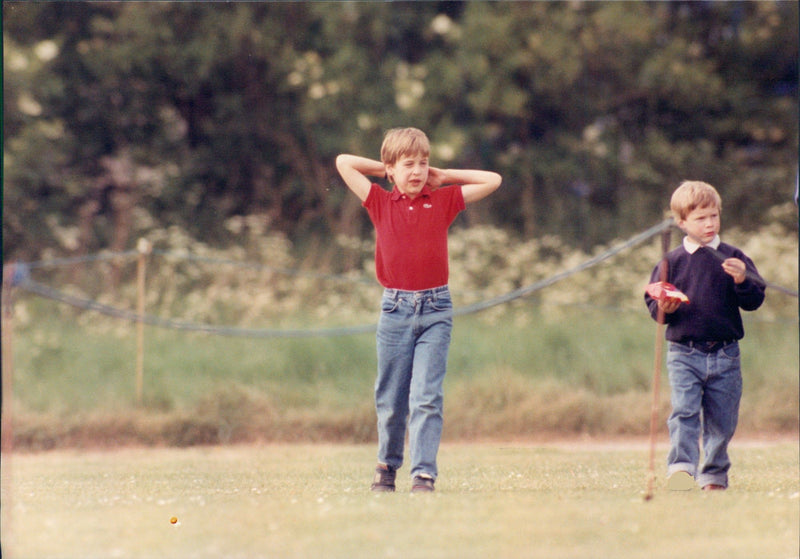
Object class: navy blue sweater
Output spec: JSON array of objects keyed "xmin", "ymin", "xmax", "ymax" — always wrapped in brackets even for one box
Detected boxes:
[{"xmin": 644, "ymin": 242, "xmax": 765, "ymax": 343}]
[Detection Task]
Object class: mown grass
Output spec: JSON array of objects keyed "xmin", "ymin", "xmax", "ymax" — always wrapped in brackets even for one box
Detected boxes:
[
  {"xmin": 2, "ymin": 442, "xmax": 798, "ymax": 559},
  {"xmin": 5, "ymin": 297, "xmax": 798, "ymax": 449}
]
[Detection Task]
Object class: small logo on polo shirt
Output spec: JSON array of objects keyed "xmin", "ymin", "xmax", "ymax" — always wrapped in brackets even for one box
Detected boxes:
[{"xmin": 423, "ymin": 203, "xmax": 432, "ymax": 209}]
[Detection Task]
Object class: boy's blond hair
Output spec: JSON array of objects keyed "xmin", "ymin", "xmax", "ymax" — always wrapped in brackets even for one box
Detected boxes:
[
  {"xmin": 670, "ymin": 180, "xmax": 722, "ymax": 221},
  {"xmin": 380, "ymin": 127, "xmax": 430, "ymax": 166}
]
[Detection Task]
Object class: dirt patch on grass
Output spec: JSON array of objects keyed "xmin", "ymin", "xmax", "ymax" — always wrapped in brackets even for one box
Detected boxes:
[
  {"xmin": 7, "ymin": 401, "xmax": 796, "ymax": 452},
  {"xmin": 6, "ymin": 374, "xmax": 796, "ymax": 451}
]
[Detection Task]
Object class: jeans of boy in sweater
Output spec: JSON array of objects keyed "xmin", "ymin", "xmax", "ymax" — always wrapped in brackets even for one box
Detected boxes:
[{"xmin": 666, "ymin": 340, "xmax": 742, "ymax": 488}]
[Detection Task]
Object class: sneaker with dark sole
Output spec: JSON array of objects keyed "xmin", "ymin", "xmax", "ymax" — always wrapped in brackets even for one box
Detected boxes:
[
  {"xmin": 411, "ymin": 475, "xmax": 435, "ymax": 493},
  {"xmin": 371, "ymin": 465, "xmax": 396, "ymax": 492}
]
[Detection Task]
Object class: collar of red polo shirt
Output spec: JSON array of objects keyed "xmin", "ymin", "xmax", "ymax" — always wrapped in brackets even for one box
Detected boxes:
[{"xmin": 390, "ymin": 185, "xmax": 433, "ymax": 201}]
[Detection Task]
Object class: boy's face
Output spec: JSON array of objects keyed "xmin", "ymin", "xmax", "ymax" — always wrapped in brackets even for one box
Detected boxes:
[
  {"xmin": 387, "ymin": 153, "xmax": 429, "ymax": 199},
  {"xmin": 678, "ymin": 204, "xmax": 720, "ymax": 246}
]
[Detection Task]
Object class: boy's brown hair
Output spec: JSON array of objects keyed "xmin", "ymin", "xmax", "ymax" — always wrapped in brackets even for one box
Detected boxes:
[
  {"xmin": 380, "ymin": 127, "xmax": 430, "ymax": 166},
  {"xmin": 670, "ymin": 180, "xmax": 722, "ymax": 221}
]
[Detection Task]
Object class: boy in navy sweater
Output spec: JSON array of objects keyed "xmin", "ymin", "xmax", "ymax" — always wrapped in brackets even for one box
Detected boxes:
[{"xmin": 645, "ymin": 181, "xmax": 765, "ymax": 491}]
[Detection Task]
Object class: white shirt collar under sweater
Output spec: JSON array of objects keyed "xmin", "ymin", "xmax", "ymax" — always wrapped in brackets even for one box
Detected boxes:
[{"xmin": 683, "ymin": 234, "xmax": 721, "ymax": 254}]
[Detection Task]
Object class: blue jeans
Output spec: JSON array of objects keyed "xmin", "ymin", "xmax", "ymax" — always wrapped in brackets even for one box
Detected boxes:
[
  {"xmin": 375, "ymin": 285, "xmax": 453, "ymax": 479},
  {"xmin": 666, "ymin": 341, "xmax": 743, "ymax": 488}
]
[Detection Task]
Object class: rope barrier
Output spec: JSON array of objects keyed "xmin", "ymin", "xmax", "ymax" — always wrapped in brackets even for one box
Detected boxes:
[
  {"xmin": 703, "ymin": 245, "xmax": 798, "ymax": 297},
  {"xmin": 15, "ymin": 279, "xmax": 377, "ymax": 338},
  {"xmin": 5, "ymin": 218, "xmax": 797, "ymax": 338},
  {"xmin": 22, "ymin": 248, "xmax": 376, "ymax": 285},
  {"xmin": 23, "ymin": 250, "xmax": 139, "ymax": 269},
  {"xmin": 150, "ymin": 249, "xmax": 377, "ymax": 285},
  {"xmin": 454, "ymin": 219, "xmax": 675, "ymax": 316}
]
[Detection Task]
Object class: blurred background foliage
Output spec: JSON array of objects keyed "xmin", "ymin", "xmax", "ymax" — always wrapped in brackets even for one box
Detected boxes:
[
  {"xmin": 3, "ymin": 2, "xmax": 797, "ymax": 446},
  {"xmin": 3, "ymin": 1, "xmax": 798, "ymax": 263}
]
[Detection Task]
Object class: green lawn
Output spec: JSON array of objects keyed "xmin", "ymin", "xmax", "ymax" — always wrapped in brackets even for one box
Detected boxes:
[{"xmin": 2, "ymin": 441, "xmax": 798, "ymax": 559}]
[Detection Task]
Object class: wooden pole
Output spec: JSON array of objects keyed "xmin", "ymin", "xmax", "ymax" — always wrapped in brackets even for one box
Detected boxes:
[
  {"xmin": 645, "ymin": 227, "xmax": 671, "ymax": 501},
  {"xmin": 2, "ymin": 264, "xmax": 17, "ymax": 532},
  {"xmin": 135, "ymin": 239, "xmax": 151, "ymax": 405},
  {"xmin": 2, "ymin": 264, "xmax": 16, "ymax": 454}
]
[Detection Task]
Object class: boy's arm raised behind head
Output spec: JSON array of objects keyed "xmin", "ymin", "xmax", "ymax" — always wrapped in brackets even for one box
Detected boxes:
[
  {"xmin": 336, "ymin": 154, "xmax": 384, "ymax": 202},
  {"xmin": 441, "ymin": 169, "xmax": 501, "ymax": 204}
]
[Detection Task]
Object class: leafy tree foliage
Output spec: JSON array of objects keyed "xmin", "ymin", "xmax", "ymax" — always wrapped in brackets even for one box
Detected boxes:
[{"xmin": 3, "ymin": 1, "xmax": 797, "ymax": 261}]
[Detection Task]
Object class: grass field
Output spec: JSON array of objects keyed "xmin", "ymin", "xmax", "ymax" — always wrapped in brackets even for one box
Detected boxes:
[{"xmin": 2, "ymin": 441, "xmax": 798, "ymax": 559}]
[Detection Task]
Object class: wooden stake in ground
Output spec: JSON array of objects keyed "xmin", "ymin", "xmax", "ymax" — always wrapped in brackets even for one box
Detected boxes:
[
  {"xmin": 644, "ymin": 227, "xmax": 671, "ymax": 501},
  {"xmin": 2, "ymin": 264, "xmax": 16, "ymax": 454},
  {"xmin": 2, "ymin": 264, "xmax": 17, "ymax": 533},
  {"xmin": 135, "ymin": 238, "xmax": 151, "ymax": 405}
]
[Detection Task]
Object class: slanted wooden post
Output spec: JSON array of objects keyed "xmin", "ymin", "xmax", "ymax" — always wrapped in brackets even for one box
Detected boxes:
[
  {"xmin": 135, "ymin": 239, "xmax": 151, "ymax": 405},
  {"xmin": 645, "ymin": 226, "xmax": 671, "ymax": 501},
  {"xmin": 2, "ymin": 264, "xmax": 16, "ymax": 453},
  {"xmin": 1, "ymin": 263, "xmax": 19, "ymax": 543}
]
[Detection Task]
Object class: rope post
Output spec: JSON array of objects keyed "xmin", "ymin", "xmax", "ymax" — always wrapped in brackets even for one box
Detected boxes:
[
  {"xmin": 2, "ymin": 264, "xmax": 17, "ymax": 454},
  {"xmin": 645, "ymin": 225, "xmax": 672, "ymax": 501},
  {"xmin": 135, "ymin": 239, "xmax": 151, "ymax": 405},
  {"xmin": 1, "ymin": 264, "xmax": 18, "ymax": 555}
]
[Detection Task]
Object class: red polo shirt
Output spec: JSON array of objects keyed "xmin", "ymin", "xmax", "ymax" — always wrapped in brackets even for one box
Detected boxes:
[{"xmin": 363, "ymin": 183, "xmax": 465, "ymax": 291}]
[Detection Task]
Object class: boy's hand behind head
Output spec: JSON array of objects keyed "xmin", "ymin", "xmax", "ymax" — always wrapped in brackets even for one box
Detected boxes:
[{"xmin": 426, "ymin": 167, "xmax": 444, "ymax": 191}]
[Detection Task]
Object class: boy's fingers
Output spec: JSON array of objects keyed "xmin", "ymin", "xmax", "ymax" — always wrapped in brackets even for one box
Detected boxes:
[
  {"xmin": 723, "ymin": 258, "xmax": 743, "ymax": 270},
  {"xmin": 722, "ymin": 259, "xmax": 746, "ymax": 283},
  {"xmin": 658, "ymin": 299, "xmax": 679, "ymax": 313},
  {"xmin": 722, "ymin": 260, "xmax": 741, "ymax": 273}
]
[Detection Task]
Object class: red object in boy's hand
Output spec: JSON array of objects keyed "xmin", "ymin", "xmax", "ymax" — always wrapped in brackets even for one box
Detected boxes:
[{"xmin": 646, "ymin": 281, "xmax": 689, "ymax": 304}]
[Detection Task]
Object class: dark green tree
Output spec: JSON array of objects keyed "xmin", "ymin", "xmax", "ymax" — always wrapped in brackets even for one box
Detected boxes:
[{"xmin": 3, "ymin": 1, "xmax": 797, "ymax": 262}]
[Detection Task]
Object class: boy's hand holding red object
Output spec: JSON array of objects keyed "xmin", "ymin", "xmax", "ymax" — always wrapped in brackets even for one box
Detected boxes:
[{"xmin": 646, "ymin": 281, "xmax": 689, "ymax": 314}]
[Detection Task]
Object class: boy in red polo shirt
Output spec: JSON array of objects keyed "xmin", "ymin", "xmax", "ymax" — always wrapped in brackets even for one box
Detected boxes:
[{"xmin": 336, "ymin": 128, "xmax": 501, "ymax": 492}]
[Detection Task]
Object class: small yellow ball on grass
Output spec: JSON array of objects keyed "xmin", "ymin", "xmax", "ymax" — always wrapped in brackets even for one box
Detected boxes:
[{"xmin": 170, "ymin": 516, "xmax": 178, "ymax": 524}]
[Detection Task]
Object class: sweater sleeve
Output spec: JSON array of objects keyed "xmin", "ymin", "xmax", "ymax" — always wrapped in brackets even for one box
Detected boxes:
[
  {"xmin": 644, "ymin": 251, "xmax": 682, "ymax": 324},
  {"xmin": 732, "ymin": 251, "xmax": 766, "ymax": 311},
  {"xmin": 644, "ymin": 262, "xmax": 662, "ymax": 321}
]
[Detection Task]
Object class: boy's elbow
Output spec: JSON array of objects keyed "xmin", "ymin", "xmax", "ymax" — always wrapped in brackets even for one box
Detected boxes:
[
  {"xmin": 336, "ymin": 153, "xmax": 356, "ymax": 166},
  {"xmin": 490, "ymin": 172, "xmax": 502, "ymax": 191}
]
